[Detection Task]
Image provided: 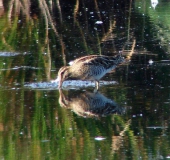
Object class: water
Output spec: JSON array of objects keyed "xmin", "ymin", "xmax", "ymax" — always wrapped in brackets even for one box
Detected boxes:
[{"xmin": 0, "ymin": 0, "xmax": 170, "ymax": 159}]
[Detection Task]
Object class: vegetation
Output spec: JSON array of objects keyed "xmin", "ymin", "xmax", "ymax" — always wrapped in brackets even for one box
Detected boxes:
[{"xmin": 0, "ymin": 0, "xmax": 170, "ymax": 159}]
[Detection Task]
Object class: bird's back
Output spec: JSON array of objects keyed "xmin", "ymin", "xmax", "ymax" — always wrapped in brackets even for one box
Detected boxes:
[
  {"xmin": 71, "ymin": 55, "xmax": 124, "ymax": 69},
  {"xmin": 69, "ymin": 55, "xmax": 124, "ymax": 80}
]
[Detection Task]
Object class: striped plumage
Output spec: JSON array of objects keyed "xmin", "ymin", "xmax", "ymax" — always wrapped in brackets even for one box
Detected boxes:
[
  {"xmin": 57, "ymin": 54, "xmax": 124, "ymax": 89},
  {"xmin": 59, "ymin": 90, "xmax": 125, "ymax": 117}
]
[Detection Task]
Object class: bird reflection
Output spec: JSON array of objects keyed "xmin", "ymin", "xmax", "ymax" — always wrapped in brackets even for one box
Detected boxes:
[{"xmin": 59, "ymin": 89, "xmax": 125, "ymax": 118}]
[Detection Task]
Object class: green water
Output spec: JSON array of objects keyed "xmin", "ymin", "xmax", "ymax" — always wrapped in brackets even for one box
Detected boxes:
[{"xmin": 0, "ymin": 0, "xmax": 170, "ymax": 159}]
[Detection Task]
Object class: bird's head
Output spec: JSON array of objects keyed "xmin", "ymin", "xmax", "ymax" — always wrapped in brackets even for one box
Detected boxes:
[{"xmin": 57, "ymin": 66, "xmax": 71, "ymax": 88}]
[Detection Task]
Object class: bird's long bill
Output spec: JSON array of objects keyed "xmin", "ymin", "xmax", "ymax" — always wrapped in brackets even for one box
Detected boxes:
[
  {"xmin": 58, "ymin": 78, "xmax": 64, "ymax": 88},
  {"xmin": 57, "ymin": 74, "xmax": 64, "ymax": 88}
]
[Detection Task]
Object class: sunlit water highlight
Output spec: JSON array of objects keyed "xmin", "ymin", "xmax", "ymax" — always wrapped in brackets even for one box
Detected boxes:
[{"xmin": 24, "ymin": 79, "xmax": 118, "ymax": 89}]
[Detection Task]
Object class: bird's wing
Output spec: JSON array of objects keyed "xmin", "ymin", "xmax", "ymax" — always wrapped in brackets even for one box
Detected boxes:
[
  {"xmin": 71, "ymin": 55, "xmax": 118, "ymax": 69},
  {"xmin": 71, "ymin": 55, "xmax": 100, "ymax": 64}
]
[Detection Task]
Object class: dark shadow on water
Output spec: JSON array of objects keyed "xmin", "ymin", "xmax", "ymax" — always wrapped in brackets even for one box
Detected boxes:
[{"xmin": 58, "ymin": 89, "xmax": 126, "ymax": 118}]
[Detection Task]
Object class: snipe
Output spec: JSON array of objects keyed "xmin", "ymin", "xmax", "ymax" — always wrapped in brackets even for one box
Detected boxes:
[
  {"xmin": 59, "ymin": 90, "xmax": 125, "ymax": 117},
  {"xmin": 57, "ymin": 54, "xmax": 124, "ymax": 90}
]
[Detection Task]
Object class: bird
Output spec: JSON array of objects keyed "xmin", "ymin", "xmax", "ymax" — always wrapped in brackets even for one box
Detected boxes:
[
  {"xmin": 59, "ymin": 89, "xmax": 125, "ymax": 117},
  {"xmin": 57, "ymin": 54, "xmax": 124, "ymax": 90}
]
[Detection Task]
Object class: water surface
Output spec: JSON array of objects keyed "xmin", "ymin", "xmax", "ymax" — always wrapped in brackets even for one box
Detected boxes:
[{"xmin": 0, "ymin": 0, "xmax": 170, "ymax": 159}]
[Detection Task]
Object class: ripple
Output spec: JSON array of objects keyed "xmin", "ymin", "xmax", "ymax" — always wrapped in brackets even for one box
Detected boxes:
[
  {"xmin": 0, "ymin": 51, "xmax": 30, "ymax": 57},
  {"xmin": 0, "ymin": 52, "xmax": 21, "ymax": 56},
  {"xmin": 146, "ymin": 126, "xmax": 168, "ymax": 129},
  {"xmin": 0, "ymin": 66, "xmax": 41, "ymax": 71}
]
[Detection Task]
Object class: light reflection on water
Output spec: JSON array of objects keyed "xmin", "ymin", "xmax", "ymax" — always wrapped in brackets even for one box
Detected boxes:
[
  {"xmin": 0, "ymin": 54, "xmax": 170, "ymax": 159},
  {"xmin": 58, "ymin": 89, "xmax": 126, "ymax": 117}
]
